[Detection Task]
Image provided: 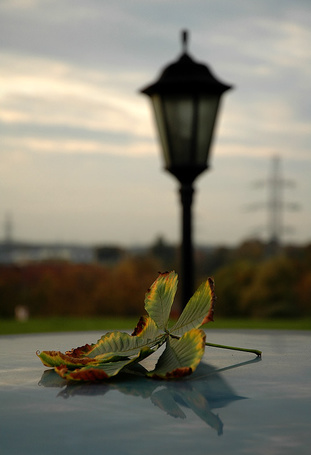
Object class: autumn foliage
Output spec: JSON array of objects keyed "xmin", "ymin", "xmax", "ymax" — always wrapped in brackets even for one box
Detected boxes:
[
  {"xmin": 0, "ymin": 257, "xmax": 161, "ymax": 318},
  {"xmin": 1, "ymin": 240, "xmax": 311, "ymax": 319},
  {"xmin": 199, "ymin": 242, "xmax": 311, "ymax": 318}
]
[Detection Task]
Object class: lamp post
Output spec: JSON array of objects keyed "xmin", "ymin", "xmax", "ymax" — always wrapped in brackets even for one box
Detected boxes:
[{"xmin": 141, "ymin": 30, "xmax": 232, "ymax": 309}]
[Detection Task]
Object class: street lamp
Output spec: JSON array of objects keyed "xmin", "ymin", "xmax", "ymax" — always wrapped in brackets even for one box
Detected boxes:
[{"xmin": 141, "ymin": 30, "xmax": 232, "ymax": 309}]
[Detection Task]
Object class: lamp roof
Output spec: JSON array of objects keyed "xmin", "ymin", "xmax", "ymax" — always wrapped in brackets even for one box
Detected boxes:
[{"xmin": 141, "ymin": 30, "xmax": 232, "ymax": 96}]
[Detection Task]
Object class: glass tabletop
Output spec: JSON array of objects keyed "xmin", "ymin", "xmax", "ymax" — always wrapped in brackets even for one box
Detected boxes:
[{"xmin": 0, "ymin": 329, "xmax": 310, "ymax": 454}]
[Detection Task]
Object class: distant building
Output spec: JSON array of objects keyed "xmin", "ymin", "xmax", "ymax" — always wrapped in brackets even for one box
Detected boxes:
[{"xmin": 0, "ymin": 242, "xmax": 95, "ymax": 264}]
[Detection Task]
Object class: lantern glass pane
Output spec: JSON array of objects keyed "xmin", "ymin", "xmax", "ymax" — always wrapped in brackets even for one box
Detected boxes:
[
  {"xmin": 196, "ymin": 95, "xmax": 220, "ymax": 164},
  {"xmin": 150, "ymin": 92, "xmax": 221, "ymax": 172},
  {"xmin": 163, "ymin": 96, "xmax": 194, "ymax": 166},
  {"xmin": 151, "ymin": 95, "xmax": 171, "ymax": 167}
]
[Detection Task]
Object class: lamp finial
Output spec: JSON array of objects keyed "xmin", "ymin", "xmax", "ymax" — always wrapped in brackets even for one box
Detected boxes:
[{"xmin": 181, "ymin": 29, "xmax": 189, "ymax": 53}]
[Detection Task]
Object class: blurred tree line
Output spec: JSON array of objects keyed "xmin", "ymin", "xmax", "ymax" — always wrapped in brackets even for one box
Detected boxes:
[
  {"xmin": 0, "ymin": 238, "xmax": 310, "ymax": 319},
  {"xmin": 196, "ymin": 240, "xmax": 311, "ymax": 318},
  {"xmin": 0, "ymin": 256, "xmax": 161, "ymax": 319}
]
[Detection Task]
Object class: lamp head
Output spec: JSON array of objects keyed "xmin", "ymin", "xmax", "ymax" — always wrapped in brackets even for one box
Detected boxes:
[{"xmin": 141, "ymin": 30, "xmax": 232, "ymax": 184}]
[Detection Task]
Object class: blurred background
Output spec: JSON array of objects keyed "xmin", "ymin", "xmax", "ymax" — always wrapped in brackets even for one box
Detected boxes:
[{"xmin": 0, "ymin": 0, "xmax": 310, "ymax": 327}]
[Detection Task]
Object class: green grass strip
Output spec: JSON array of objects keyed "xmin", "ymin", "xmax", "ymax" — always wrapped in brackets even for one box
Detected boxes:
[
  {"xmin": 1, "ymin": 317, "xmax": 310, "ymax": 335},
  {"xmin": 0, "ymin": 317, "xmax": 140, "ymax": 335}
]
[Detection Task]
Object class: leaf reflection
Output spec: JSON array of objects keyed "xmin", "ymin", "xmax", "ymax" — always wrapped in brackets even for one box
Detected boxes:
[{"xmin": 38, "ymin": 357, "xmax": 260, "ymax": 436}]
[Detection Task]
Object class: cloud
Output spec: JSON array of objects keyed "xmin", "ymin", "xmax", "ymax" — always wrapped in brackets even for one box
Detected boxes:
[
  {"xmin": 0, "ymin": 0, "xmax": 310, "ymax": 245},
  {"xmin": 0, "ymin": 0, "xmax": 43, "ymax": 9},
  {"xmin": 0, "ymin": 52, "xmax": 156, "ymax": 159}
]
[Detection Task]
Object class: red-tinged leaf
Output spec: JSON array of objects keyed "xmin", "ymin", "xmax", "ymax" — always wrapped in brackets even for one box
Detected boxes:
[
  {"xmin": 56, "ymin": 365, "xmax": 109, "ymax": 382},
  {"xmin": 169, "ymin": 278, "xmax": 216, "ymax": 337},
  {"xmin": 201, "ymin": 277, "xmax": 216, "ymax": 324},
  {"xmin": 144, "ymin": 271, "xmax": 178, "ymax": 330},
  {"xmin": 36, "ymin": 272, "xmax": 260, "ymax": 382},
  {"xmin": 55, "ymin": 357, "xmax": 143, "ymax": 382},
  {"xmin": 65, "ymin": 343, "xmax": 95, "ymax": 358},
  {"xmin": 131, "ymin": 315, "xmax": 149, "ymax": 336},
  {"xmin": 131, "ymin": 315, "xmax": 160, "ymax": 339},
  {"xmin": 147, "ymin": 329, "xmax": 206, "ymax": 379},
  {"xmin": 36, "ymin": 350, "xmax": 99, "ymax": 368}
]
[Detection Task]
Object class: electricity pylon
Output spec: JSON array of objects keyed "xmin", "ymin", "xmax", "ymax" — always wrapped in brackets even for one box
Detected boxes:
[
  {"xmin": 247, "ymin": 156, "xmax": 299, "ymax": 250},
  {"xmin": 4, "ymin": 212, "xmax": 13, "ymax": 244}
]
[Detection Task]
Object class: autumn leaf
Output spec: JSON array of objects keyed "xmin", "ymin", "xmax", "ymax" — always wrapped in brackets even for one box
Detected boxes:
[
  {"xmin": 56, "ymin": 358, "xmax": 142, "ymax": 382},
  {"xmin": 170, "ymin": 277, "xmax": 216, "ymax": 337},
  {"xmin": 84, "ymin": 330, "xmax": 163, "ymax": 360},
  {"xmin": 147, "ymin": 329, "xmax": 206, "ymax": 379},
  {"xmin": 37, "ymin": 271, "xmax": 261, "ymax": 382},
  {"xmin": 36, "ymin": 350, "xmax": 99, "ymax": 368},
  {"xmin": 144, "ymin": 271, "xmax": 178, "ymax": 330}
]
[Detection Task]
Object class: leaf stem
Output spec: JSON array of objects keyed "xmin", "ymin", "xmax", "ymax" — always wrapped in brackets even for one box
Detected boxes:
[{"xmin": 205, "ymin": 342, "xmax": 262, "ymax": 357}]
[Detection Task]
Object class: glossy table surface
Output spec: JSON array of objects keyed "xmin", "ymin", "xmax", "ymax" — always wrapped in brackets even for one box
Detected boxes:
[{"xmin": 1, "ymin": 329, "xmax": 310, "ymax": 454}]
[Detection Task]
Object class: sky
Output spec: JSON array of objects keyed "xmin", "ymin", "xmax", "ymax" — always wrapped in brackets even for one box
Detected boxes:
[{"xmin": 0, "ymin": 0, "xmax": 311, "ymax": 248}]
